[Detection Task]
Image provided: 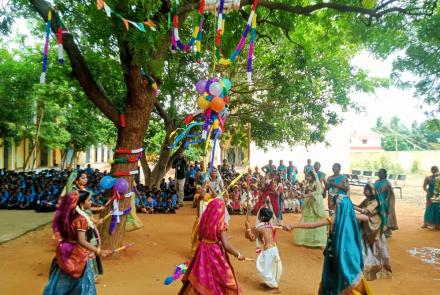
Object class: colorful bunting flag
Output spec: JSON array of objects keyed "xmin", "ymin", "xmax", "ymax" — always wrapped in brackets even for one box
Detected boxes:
[{"xmin": 96, "ymin": 0, "xmax": 157, "ymax": 32}]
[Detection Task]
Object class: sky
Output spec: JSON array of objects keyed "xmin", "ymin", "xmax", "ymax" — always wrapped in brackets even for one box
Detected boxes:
[{"xmin": 347, "ymin": 52, "xmax": 428, "ymax": 132}]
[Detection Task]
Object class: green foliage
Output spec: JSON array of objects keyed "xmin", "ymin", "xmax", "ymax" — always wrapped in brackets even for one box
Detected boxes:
[
  {"xmin": 373, "ymin": 116, "xmax": 440, "ymax": 151},
  {"xmin": 0, "ymin": 42, "xmax": 114, "ymax": 151},
  {"xmin": 411, "ymin": 159, "xmax": 420, "ymax": 173},
  {"xmin": 392, "ymin": 8, "xmax": 440, "ymax": 112}
]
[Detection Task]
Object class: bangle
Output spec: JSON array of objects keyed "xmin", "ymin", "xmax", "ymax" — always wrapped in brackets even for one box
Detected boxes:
[
  {"xmin": 96, "ymin": 248, "xmax": 101, "ymax": 255},
  {"xmin": 246, "ymin": 228, "xmax": 252, "ymax": 232}
]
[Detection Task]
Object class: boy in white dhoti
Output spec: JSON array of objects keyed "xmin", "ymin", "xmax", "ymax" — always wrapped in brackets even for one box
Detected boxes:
[{"xmin": 245, "ymin": 208, "xmax": 283, "ymax": 293}]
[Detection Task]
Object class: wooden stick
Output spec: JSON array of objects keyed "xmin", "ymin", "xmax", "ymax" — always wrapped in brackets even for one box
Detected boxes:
[
  {"xmin": 102, "ymin": 212, "xmax": 112, "ymax": 221},
  {"xmin": 245, "ymin": 257, "xmax": 255, "ymax": 261},
  {"xmin": 112, "ymin": 242, "xmax": 135, "ymax": 253}
]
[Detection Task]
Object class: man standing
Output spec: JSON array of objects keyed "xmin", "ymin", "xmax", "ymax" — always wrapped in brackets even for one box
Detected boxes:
[
  {"xmin": 422, "ymin": 166, "xmax": 439, "ymax": 228},
  {"xmin": 374, "ymin": 169, "xmax": 398, "ymax": 237},
  {"xmin": 263, "ymin": 160, "xmax": 275, "ymax": 175},
  {"xmin": 326, "ymin": 163, "xmax": 349, "ymax": 210},
  {"xmin": 303, "ymin": 159, "xmax": 313, "ymax": 176},
  {"xmin": 172, "ymin": 152, "xmax": 187, "ymax": 207}
]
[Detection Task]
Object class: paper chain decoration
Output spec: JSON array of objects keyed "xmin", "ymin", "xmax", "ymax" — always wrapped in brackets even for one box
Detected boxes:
[
  {"xmin": 40, "ymin": 10, "xmax": 52, "ymax": 84},
  {"xmin": 216, "ymin": 0, "xmax": 258, "ymax": 83},
  {"xmin": 141, "ymin": 69, "xmax": 160, "ymax": 97},
  {"xmin": 114, "ymin": 147, "xmax": 145, "ymax": 154},
  {"xmin": 171, "ymin": 0, "xmax": 205, "ymax": 62},
  {"xmin": 96, "ymin": 0, "xmax": 157, "ymax": 32},
  {"xmin": 113, "ymin": 170, "xmax": 140, "ymax": 177}
]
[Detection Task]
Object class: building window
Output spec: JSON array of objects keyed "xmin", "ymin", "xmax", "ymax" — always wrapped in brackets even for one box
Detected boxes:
[{"xmin": 362, "ymin": 139, "xmax": 368, "ymax": 145}]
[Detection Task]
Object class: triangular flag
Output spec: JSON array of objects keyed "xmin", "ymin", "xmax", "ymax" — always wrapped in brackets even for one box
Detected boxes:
[
  {"xmin": 97, "ymin": 0, "xmax": 104, "ymax": 10},
  {"xmin": 144, "ymin": 19, "xmax": 157, "ymax": 31},
  {"xmin": 123, "ymin": 19, "xmax": 130, "ymax": 31},
  {"xmin": 136, "ymin": 22, "xmax": 146, "ymax": 32},
  {"xmin": 128, "ymin": 20, "xmax": 145, "ymax": 32},
  {"xmin": 103, "ymin": 3, "xmax": 112, "ymax": 17}
]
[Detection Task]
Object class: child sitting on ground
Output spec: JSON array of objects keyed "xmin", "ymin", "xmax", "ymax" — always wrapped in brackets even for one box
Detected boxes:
[
  {"xmin": 144, "ymin": 195, "xmax": 155, "ymax": 214},
  {"xmin": 231, "ymin": 185, "xmax": 241, "ymax": 214},
  {"xmin": 245, "ymin": 208, "xmax": 283, "ymax": 293}
]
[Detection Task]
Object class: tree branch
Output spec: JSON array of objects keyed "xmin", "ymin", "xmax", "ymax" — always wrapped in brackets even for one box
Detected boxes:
[
  {"xmin": 28, "ymin": 0, "xmax": 120, "ymax": 123},
  {"xmin": 178, "ymin": 0, "xmax": 436, "ymax": 18}
]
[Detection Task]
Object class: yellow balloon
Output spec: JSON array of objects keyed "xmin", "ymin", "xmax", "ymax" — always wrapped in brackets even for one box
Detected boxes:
[
  {"xmin": 212, "ymin": 119, "xmax": 220, "ymax": 129},
  {"xmin": 197, "ymin": 95, "xmax": 210, "ymax": 110}
]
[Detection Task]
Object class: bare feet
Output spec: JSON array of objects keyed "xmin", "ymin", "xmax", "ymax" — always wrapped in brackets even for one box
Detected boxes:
[
  {"xmin": 421, "ymin": 224, "xmax": 428, "ymax": 228},
  {"xmin": 268, "ymin": 288, "xmax": 281, "ymax": 294}
]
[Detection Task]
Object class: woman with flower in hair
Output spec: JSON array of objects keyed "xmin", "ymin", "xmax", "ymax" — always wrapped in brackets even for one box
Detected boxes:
[{"xmin": 43, "ymin": 190, "xmax": 112, "ymax": 294}]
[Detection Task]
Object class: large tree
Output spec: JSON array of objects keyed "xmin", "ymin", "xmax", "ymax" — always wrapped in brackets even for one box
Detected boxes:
[{"xmin": 4, "ymin": 0, "xmax": 436, "ymax": 248}]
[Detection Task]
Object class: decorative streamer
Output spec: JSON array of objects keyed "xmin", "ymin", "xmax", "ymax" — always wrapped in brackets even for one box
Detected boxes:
[
  {"xmin": 171, "ymin": 0, "xmax": 205, "ymax": 61},
  {"xmin": 109, "ymin": 200, "xmax": 132, "ymax": 235},
  {"xmin": 109, "ymin": 155, "xmax": 142, "ymax": 164},
  {"xmin": 141, "ymin": 69, "xmax": 160, "ymax": 97},
  {"xmin": 113, "ymin": 169, "xmax": 140, "ymax": 177},
  {"xmin": 247, "ymin": 13, "xmax": 257, "ymax": 83},
  {"xmin": 167, "ymin": 122, "xmax": 204, "ymax": 149},
  {"xmin": 40, "ymin": 10, "xmax": 52, "ymax": 84},
  {"xmin": 208, "ymin": 129, "xmax": 221, "ymax": 173},
  {"xmin": 114, "ymin": 147, "xmax": 144, "ymax": 154},
  {"xmin": 119, "ymin": 113, "xmax": 126, "ymax": 127},
  {"xmin": 56, "ymin": 27, "xmax": 64, "ymax": 64},
  {"xmin": 96, "ymin": 0, "xmax": 157, "ymax": 32},
  {"xmin": 217, "ymin": 0, "xmax": 259, "ymax": 82}
]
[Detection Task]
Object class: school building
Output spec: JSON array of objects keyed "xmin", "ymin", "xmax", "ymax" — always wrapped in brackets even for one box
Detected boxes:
[{"xmin": 0, "ymin": 138, "xmax": 113, "ymax": 171}]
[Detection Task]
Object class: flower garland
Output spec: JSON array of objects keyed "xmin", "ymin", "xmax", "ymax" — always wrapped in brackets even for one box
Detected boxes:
[{"xmin": 171, "ymin": 0, "xmax": 205, "ymax": 62}]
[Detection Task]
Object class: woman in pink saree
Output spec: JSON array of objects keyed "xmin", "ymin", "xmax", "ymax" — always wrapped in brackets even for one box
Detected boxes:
[{"xmin": 179, "ymin": 198, "xmax": 245, "ymax": 295}]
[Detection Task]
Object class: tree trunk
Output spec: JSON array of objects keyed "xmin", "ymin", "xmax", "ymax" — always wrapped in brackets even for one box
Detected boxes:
[{"xmin": 99, "ymin": 66, "xmax": 155, "ymax": 249}]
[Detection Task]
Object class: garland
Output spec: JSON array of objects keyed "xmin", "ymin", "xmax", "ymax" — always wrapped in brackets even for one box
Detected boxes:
[
  {"xmin": 109, "ymin": 155, "xmax": 142, "ymax": 164},
  {"xmin": 141, "ymin": 69, "xmax": 160, "ymax": 97},
  {"xmin": 114, "ymin": 147, "xmax": 144, "ymax": 154},
  {"xmin": 40, "ymin": 10, "xmax": 52, "ymax": 84},
  {"xmin": 113, "ymin": 170, "xmax": 140, "ymax": 177},
  {"xmin": 216, "ymin": 0, "xmax": 259, "ymax": 82},
  {"xmin": 171, "ymin": 0, "xmax": 205, "ymax": 61},
  {"xmin": 96, "ymin": 0, "xmax": 157, "ymax": 32}
]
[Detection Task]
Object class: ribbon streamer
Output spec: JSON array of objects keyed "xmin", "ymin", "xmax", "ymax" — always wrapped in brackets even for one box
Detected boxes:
[
  {"xmin": 113, "ymin": 170, "xmax": 140, "ymax": 177},
  {"xmin": 114, "ymin": 147, "xmax": 144, "ymax": 154},
  {"xmin": 40, "ymin": 10, "xmax": 52, "ymax": 84},
  {"xmin": 168, "ymin": 122, "xmax": 204, "ymax": 149},
  {"xmin": 109, "ymin": 200, "xmax": 132, "ymax": 235}
]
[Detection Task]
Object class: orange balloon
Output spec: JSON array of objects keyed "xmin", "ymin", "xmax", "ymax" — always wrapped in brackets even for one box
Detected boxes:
[{"xmin": 210, "ymin": 97, "xmax": 225, "ymax": 112}]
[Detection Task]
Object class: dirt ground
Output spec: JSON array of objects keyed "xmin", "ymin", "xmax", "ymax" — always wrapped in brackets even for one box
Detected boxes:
[{"xmin": 1, "ymin": 185, "xmax": 440, "ymax": 294}]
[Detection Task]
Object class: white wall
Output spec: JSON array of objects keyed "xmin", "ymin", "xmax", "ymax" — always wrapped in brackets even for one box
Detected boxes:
[{"xmin": 250, "ymin": 124, "xmax": 351, "ymax": 175}]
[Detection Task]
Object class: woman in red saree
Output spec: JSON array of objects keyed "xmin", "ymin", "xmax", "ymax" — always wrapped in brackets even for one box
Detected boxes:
[{"xmin": 179, "ymin": 198, "xmax": 245, "ymax": 295}]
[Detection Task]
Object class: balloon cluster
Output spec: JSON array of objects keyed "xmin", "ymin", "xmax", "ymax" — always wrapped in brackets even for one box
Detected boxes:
[
  {"xmin": 194, "ymin": 77, "xmax": 231, "ymax": 137},
  {"xmin": 99, "ymin": 175, "xmax": 129, "ymax": 193}
]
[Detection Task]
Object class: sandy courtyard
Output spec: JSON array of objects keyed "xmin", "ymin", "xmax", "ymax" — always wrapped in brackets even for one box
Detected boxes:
[{"xmin": 0, "ymin": 186, "xmax": 440, "ymax": 294}]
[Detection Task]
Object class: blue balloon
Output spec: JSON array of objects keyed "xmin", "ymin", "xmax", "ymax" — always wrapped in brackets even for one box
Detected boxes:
[{"xmin": 99, "ymin": 175, "xmax": 115, "ymax": 190}]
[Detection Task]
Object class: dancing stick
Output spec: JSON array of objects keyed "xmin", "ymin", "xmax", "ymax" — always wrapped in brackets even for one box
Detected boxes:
[
  {"xmin": 112, "ymin": 242, "xmax": 135, "ymax": 254},
  {"xmin": 244, "ymin": 257, "xmax": 255, "ymax": 261},
  {"xmin": 102, "ymin": 212, "xmax": 112, "ymax": 221}
]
